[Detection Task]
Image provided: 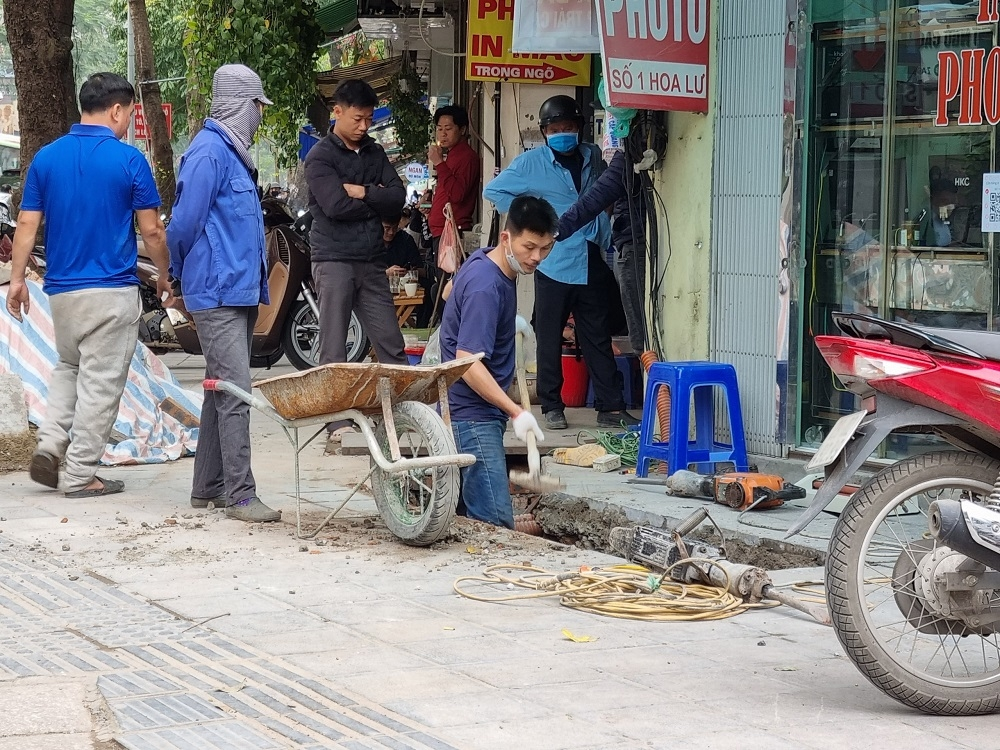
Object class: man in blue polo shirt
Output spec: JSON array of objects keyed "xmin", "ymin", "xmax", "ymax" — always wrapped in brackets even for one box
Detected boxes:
[
  {"xmin": 439, "ymin": 196, "xmax": 556, "ymax": 528},
  {"xmin": 5, "ymin": 72, "xmax": 172, "ymax": 498}
]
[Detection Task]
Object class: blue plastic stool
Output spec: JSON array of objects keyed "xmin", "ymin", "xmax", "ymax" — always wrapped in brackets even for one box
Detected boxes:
[
  {"xmin": 636, "ymin": 361, "xmax": 749, "ymax": 478},
  {"xmin": 586, "ymin": 354, "xmax": 642, "ymax": 409}
]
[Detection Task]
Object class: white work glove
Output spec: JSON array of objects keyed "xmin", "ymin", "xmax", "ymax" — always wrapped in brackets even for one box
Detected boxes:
[{"xmin": 512, "ymin": 411, "xmax": 545, "ymax": 444}]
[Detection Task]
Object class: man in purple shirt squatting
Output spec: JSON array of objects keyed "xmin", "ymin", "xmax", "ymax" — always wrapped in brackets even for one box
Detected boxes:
[{"xmin": 438, "ymin": 196, "xmax": 558, "ymax": 528}]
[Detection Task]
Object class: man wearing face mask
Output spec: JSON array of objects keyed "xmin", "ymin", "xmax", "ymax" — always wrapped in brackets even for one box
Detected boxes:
[
  {"xmin": 484, "ymin": 96, "xmax": 640, "ymax": 433},
  {"xmin": 439, "ymin": 196, "xmax": 556, "ymax": 528},
  {"xmin": 167, "ymin": 64, "xmax": 280, "ymax": 524}
]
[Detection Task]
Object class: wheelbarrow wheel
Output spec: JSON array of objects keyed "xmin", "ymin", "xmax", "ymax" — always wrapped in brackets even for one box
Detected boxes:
[{"xmin": 371, "ymin": 401, "xmax": 458, "ymax": 546}]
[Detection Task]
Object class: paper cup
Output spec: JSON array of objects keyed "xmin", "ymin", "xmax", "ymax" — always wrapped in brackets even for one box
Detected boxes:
[{"xmin": 404, "ymin": 282, "xmax": 418, "ymax": 297}]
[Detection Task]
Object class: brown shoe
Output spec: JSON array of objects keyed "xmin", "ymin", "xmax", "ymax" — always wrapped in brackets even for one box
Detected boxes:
[{"xmin": 29, "ymin": 452, "xmax": 59, "ymax": 489}]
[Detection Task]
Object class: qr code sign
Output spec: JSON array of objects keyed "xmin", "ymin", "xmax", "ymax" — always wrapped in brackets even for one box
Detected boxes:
[{"xmin": 991, "ymin": 190, "xmax": 1000, "ymax": 224}]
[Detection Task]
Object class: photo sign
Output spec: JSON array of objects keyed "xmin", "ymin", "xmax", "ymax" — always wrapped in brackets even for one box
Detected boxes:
[
  {"xmin": 466, "ymin": 0, "xmax": 591, "ymax": 85},
  {"xmin": 937, "ymin": 0, "xmax": 1000, "ymax": 126},
  {"xmin": 596, "ymin": 0, "xmax": 709, "ymax": 112}
]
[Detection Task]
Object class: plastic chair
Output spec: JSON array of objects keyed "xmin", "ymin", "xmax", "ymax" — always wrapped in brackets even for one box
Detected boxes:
[{"xmin": 636, "ymin": 361, "xmax": 749, "ymax": 478}]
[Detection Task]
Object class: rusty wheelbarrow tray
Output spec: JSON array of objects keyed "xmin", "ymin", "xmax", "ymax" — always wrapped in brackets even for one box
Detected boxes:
[{"xmin": 205, "ymin": 355, "xmax": 481, "ymax": 545}]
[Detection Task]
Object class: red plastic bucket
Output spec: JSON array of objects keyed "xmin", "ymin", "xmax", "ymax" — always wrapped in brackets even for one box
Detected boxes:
[{"xmin": 560, "ymin": 353, "xmax": 590, "ymax": 407}]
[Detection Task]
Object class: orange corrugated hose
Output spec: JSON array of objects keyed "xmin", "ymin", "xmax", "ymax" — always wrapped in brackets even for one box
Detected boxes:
[{"xmin": 640, "ymin": 351, "xmax": 670, "ymax": 474}]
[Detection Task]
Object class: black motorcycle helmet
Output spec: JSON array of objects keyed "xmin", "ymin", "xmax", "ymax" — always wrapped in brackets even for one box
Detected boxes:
[{"xmin": 538, "ymin": 95, "xmax": 585, "ymax": 130}]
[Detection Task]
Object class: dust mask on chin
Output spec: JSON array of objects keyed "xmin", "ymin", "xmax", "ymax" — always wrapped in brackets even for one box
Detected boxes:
[{"xmin": 504, "ymin": 241, "xmax": 528, "ymax": 275}]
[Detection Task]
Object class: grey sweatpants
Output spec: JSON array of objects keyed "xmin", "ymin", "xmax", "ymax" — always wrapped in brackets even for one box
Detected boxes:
[
  {"xmin": 37, "ymin": 286, "xmax": 138, "ymax": 493},
  {"xmin": 190, "ymin": 306, "xmax": 258, "ymax": 505},
  {"xmin": 312, "ymin": 260, "xmax": 406, "ymax": 365}
]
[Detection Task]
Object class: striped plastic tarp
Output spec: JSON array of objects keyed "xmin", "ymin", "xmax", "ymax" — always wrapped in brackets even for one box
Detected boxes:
[{"xmin": 0, "ymin": 281, "xmax": 200, "ymax": 465}]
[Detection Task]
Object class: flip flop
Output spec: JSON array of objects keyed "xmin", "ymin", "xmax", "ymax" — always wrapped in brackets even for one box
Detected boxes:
[
  {"xmin": 29, "ymin": 452, "xmax": 60, "ymax": 489},
  {"xmin": 65, "ymin": 477, "xmax": 125, "ymax": 498}
]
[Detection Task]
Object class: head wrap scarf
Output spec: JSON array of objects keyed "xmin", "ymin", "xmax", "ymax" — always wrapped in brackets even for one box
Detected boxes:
[{"xmin": 206, "ymin": 64, "xmax": 272, "ymax": 172}]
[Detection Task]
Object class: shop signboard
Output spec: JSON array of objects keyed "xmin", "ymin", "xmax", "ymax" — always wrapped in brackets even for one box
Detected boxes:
[
  {"xmin": 466, "ymin": 0, "xmax": 592, "ymax": 85},
  {"xmin": 596, "ymin": 0, "xmax": 710, "ymax": 112},
  {"xmin": 404, "ymin": 162, "xmax": 429, "ymax": 183},
  {"xmin": 511, "ymin": 0, "xmax": 600, "ymax": 54},
  {"xmin": 937, "ymin": 0, "xmax": 1000, "ymax": 126},
  {"xmin": 133, "ymin": 103, "xmax": 173, "ymax": 141}
]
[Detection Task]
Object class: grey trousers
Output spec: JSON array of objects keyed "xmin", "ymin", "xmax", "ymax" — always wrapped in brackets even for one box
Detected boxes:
[
  {"xmin": 616, "ymin": 243, "xmax": 648, "ymax": 354},
  {"xmin": 37, "ymin": 286, "xmax": 138, "ymax": 492},
  {"xmin": 312, "ymin": 260, "xmax": 406, "ymax": 365},
  {"xmin": 190, "ymin": 306, "xmax": 257, "ymax": 505}
]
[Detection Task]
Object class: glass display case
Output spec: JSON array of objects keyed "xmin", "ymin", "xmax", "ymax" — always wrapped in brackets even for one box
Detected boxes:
[{"xmin": 800, "ymin": 0, "xmax": 998, "ymax": 454}]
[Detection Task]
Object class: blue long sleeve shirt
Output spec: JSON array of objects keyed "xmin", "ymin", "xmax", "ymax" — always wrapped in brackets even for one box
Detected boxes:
[
  {"xmin": 167, "ymin": 121, "xmax": 269, "ymax": 311},
  {"xmin": 483, "ymin": 144, "xmax": 610, "ymax": 285}
]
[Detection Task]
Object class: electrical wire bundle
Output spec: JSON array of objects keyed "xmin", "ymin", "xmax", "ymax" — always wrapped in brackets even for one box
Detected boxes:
[
  {"xmin": 454, "ymin": 562, "xmax": 776, "ymax": 623},
  {"xmin": 620, "ymin": 111, "xmax": 669, "ymax": 359}
]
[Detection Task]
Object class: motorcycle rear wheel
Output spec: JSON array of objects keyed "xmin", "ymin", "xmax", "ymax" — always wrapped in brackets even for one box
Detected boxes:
[
  {"xmin": 828, "ymin": 450, "xmax": 1000, "ymax": 715},
  {"xmin": 282, "ymin": 299, "xmax": 370, "ymax": 371}
]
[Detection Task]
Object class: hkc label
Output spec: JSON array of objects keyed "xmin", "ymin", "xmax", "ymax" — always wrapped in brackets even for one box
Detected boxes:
[
  {"xmin": 466, "ymin": 0, "xmax": 591, "ymax": 85},
  {"xmin": 597, "ymin": 0, "xmax": 710, "ymax": 112}
]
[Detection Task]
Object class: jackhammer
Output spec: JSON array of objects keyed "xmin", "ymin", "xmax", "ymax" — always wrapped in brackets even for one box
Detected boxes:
[{"xmin": 608, "ymin": 508, "xmax": 831, "ymax": 626}]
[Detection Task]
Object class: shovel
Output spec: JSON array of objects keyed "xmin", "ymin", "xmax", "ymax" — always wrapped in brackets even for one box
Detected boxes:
[{"xmin": 509, "ymin": 331, "xmax": 564, "ymax": 494}]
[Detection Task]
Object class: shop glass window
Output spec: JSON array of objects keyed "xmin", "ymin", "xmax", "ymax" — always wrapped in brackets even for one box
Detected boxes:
[{"xmin": 799, "ymin": 0, "xmax": 998, "ymax": 454}]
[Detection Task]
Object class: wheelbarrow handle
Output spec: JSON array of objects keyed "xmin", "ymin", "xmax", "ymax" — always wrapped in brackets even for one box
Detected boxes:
[{"xmin": 203, "ymin": 378, "xmax": 280, "ymax": 419}]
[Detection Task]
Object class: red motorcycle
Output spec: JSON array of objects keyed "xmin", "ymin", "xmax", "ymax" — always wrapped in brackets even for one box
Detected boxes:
[{"xmin": 794, "ymin": 312, "xmax": 1000, "ymax": 715}]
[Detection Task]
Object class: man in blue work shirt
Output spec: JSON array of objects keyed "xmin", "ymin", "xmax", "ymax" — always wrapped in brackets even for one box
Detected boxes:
[
  {"xmin": 439, "ymin": 196, "xmax": 554, "ymax": 528},
  {"xmin": 168, "ymin": 64, "xmax": 280, "ymax": 524},
  {"xmin": 5, "ymin": 72, "xmax": 172, "ymax": 498},
  {"xmin": 484, "ymin": 96, "xmax": 641, "ymax": 433}
]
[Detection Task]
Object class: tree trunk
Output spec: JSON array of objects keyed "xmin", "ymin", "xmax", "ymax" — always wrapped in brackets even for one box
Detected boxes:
[
  {"xmin": 129, "ymin": 0, "xmax": 175, "ymax": 213},
  {"xmin": 3, "ymin": 0, "xmax": 80, "ymax": 207}
]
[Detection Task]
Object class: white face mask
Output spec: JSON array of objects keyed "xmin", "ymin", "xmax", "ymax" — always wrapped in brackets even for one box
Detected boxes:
[{"xmin": 504, "ymin": 240, "xmax": 528, "ymax": 275}]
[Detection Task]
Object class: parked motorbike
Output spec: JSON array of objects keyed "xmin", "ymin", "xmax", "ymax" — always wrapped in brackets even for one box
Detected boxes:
[
  {"xmin": 793, "ymin": 311, "xmax": 1000, "ymax": 715},
  {"xmin": 137, "ymin": 190, "xmax": 370, "ymax": 369}
]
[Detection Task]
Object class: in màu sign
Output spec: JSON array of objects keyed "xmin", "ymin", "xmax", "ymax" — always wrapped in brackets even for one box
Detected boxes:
[
  {"xmin": 466, "ymin": 0, "xmax": 591, "ymax": 85},
  {"xmin": 937, "ymin": 0, "xmax": 1000, "ymax": 126},
  {"xmin": 596, "ymin": 0, "xmax": 709, "ymax": 112}
]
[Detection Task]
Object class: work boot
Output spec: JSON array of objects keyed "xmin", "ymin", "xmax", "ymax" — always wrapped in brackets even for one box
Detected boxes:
[
  {"xmin": 190, "ymin": 494, "xmax": 226, "ymax": 509},
  {"xmin": 225, "ymin": 497, "xmax": 281, "ymax": 523},
  {"xmin": 597, "ymin": 410, "xmax": 642, "ymax": 430},
  {"xmin": 543, "ymin": 409, "xmax": 568, "ymax": 431}
]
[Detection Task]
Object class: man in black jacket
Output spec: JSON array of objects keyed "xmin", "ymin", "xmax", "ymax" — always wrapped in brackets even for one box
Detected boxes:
[
  {"xmin": 305, "ymin": 79, "xmax": 407, "ymax": 381},
  {"xmin": 559, "ymin": 149, "xmax": 648, "ymax": 354}
]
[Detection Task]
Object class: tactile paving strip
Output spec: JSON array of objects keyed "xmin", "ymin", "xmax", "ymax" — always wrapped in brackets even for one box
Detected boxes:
[{"xmin": 0, "ymin": 541, "xmax": 461, "ymax": 750}]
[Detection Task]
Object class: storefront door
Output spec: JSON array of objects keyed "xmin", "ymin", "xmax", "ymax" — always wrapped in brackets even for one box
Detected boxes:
[{"xmin": 799, "ymin": 0, "xmax": 996, "ymax": 456}]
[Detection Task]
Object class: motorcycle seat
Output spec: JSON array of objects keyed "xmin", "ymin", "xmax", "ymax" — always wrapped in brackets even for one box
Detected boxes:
[{"xmin": 925, "ymin": 327, "xmax": 1000, "ymax": 362}]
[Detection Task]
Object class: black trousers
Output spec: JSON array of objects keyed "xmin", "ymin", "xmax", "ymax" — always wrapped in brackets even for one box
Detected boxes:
[{"xmin": 534, "ymin": 246, "xmax": 626, "ymax": 414}]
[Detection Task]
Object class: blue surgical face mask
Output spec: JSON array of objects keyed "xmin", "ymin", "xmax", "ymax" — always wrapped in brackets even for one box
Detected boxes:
[{"xmin": 547, "ymin": 132, "xmax": 579, "ymax": 154}]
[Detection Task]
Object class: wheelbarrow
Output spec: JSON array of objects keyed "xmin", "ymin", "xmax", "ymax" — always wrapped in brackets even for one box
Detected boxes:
[{"xmin": 203, "ymin": 355, "xmax": 481, "ymax": 546}]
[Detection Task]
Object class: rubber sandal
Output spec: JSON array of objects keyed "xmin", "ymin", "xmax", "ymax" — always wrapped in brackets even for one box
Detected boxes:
[
  {"xmin": 29, "ymin": 452, "xmax": 60, "ymax": 489},
  {"xmin": 65, "ymin": 477, "xmax": 125, "ymax": 498}
]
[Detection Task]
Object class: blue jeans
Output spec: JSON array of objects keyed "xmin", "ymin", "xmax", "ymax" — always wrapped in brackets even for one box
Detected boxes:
[{"xmin": 452, "ymin": 420, "xmax": 514, "ymax": 529}]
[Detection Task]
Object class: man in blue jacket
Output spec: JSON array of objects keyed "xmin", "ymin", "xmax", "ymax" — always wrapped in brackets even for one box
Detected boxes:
[
  {"xmin": 167, "ymin": 64, "xmax": 280, "ymax": 524},
  {"xmin": 484, "ymin": 96, "xmax": 640, "ymax": 432}
]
